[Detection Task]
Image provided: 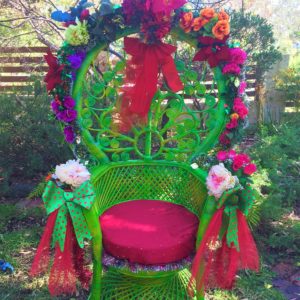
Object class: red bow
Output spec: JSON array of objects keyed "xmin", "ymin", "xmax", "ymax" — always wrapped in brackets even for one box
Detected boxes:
[
  {"xmin": 119, "ymin": 37, "xmax": 183, "ymax": 129},
  {"xmin": 193, "ymin": 36, "xmax": 230, "ymax": 68}
]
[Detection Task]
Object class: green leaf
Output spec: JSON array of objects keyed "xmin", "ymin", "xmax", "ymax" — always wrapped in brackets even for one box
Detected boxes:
[
  {"xmin": 114, "ymin": 60, "xmax": 125, "ymax": 72},
  {"xmin": 175, "ymin": 60, "xmax": 185, "ymax": 72},
  {"xmin": 203, "ymin": 17, "xmax": 218, "ymax": 33}
]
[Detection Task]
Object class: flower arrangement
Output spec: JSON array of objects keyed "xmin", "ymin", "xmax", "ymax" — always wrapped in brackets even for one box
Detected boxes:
[
  {"xmin": 51, "ymin": 159, "xmax": 91, "ymax": 189},
  {"xmin": 206, "ymin": 163, "xmax": 239, "ymax": 198},
  {"xmin": 207, "ymin": 149, "xmax": 257, "ymax": 201},
  {"xmin": 46, "ymin": 1, "xmax": 249, "ymax": 149}
]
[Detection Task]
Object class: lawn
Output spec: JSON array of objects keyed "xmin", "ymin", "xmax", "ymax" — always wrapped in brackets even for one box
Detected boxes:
[{"xmin": 0, "ymin": 115, "xmax": 299, "ymax": 300}]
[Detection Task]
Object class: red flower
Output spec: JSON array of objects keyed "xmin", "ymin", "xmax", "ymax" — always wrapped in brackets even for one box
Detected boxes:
[
  {"xmin": 233, "ymin": 98, "xmax": 249, "ymax": 119},
  {"xmin": 219, "ymin": 130, "xmax": 231, "ymax": 145},
  {"xmin": 44, "ymin": 50, "xmax": 64, "ymax": 92},
  {"xmin": 232, "ymin": 153, "xmax": 250, "ymax": 171},
  {"xmin": 216, "ymin": 150, "xmax": 228, "ymax": 161},
  {"xmin": 226, "ymin": 118, "xmax": 238, "ymax": 129},
  {"xmin": 244, "ymin": 163, "xmax": 257, "ymax": 175},
  {"xmin": 193, "ymin": 36, "xmax": 230, "ymax": 68}
]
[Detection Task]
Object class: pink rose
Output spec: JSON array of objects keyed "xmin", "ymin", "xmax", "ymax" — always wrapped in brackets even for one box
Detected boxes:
[
  {"xmin": 238, "ymin": 81, "xmax": 247, "ymax": 95},
  {"xmin": 217, "ymin": 151, "xmax": 228, "ymax": 161},
  {"xmin": 229, "ymin": 48, "xmax": 247, "ymax": 65},
  {"xmin": 243, "ymin": 163, "xmax": 257, "ymax": 175},
  {"xmin": 232, "ymin": 153, "xmax": 250, "ymax": 171},
  {"xmin": 233, "ymin": 98, "xmax": 248, "ymax": 119},
  {"xmin": 206, "ymin": 163, "xmax": 239, "ymax": 198},
  {"xmin": 226, "ymin": 118, "xmax": 239, "ymax": 129},
  {"xmin": 222, "ymin": 63, "xmax": 241, "ymax": 75},
  {"xmin": 228, "ymin": 149, "xmax": 236, "ymax": 159}
]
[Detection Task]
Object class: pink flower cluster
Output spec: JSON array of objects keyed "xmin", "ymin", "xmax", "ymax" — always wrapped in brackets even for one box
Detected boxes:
[
  {"xmin": 233, "ymin": 97, "xmax": 248, "ymax": 119},
  {"xmin": 222, "ymin": 47, "xmax": 247, "ymax": 75},
  {"xmin": 216, "ymin": 149, "xmax": 257, "ymax": 175}
]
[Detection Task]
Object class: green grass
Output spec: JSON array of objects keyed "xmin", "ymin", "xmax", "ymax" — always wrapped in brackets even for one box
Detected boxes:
[{"xmin": 0, "ymin": 203, "xmax": 286, "ymax": 300}]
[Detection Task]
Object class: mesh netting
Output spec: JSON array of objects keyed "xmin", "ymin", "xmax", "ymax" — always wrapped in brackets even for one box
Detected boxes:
[{"xmin": 92, "ymin": 163, "xmax": 207, "ymax": 217}]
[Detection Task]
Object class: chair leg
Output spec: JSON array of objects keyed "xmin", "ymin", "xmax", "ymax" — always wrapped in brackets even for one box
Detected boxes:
[{"xmin": 84, "ymin": 207, "xmax": 103, "ymax": 300}]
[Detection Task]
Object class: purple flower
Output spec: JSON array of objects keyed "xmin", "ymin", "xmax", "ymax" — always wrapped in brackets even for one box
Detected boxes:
[
  {"xmin": 64, "ymin": 126, "xmax": 76, "ymax": 143},
  {"xmin": 67, "ymin": 52, "xmax": 86, "ymax": 70},
  {"xmin": 222, "ymin": 63, "xmax": 241, "ymax": 75},
  {"xmin": 63, "ymin": 96, "xmax": 76, "ymax": 109},
  {"xmin": 57, "ymin": 109, "xmax": 77, "ymax": 122},
  {"xmin": 51, "ymin": 100, "xmax": 61, "ymax": 114},
  {"xmin": 229, "ymin": 48, "xmax": 247, "ymax": 65}
]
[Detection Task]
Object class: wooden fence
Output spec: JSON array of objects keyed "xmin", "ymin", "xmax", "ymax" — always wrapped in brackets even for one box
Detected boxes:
[
  {"xmin": 0, "ymin": 46, "xmax": 256, "ymax": 98},
  {"xmin": 0, "ymin": 47, "xmax": 49, "ymax": 92}
]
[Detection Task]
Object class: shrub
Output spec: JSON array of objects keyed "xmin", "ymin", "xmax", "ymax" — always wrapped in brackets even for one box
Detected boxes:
[
  {"xmin": 275, "ymin": 67, "xmax": 300, "ymax": 111},
  {"xmin": 0, "ymin": 83, "xmax": 71, "ymax": 198}
]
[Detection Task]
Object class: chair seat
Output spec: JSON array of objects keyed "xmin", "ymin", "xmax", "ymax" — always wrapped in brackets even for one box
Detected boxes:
[{"xmin": 100, "ymin": 200, "xmax": 199, "ymax": 265}]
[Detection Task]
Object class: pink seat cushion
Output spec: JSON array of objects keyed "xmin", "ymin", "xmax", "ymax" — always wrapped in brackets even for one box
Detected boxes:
[{"xmin": 100, "ymin": 200, "xmax": 199, "ymax": 265}]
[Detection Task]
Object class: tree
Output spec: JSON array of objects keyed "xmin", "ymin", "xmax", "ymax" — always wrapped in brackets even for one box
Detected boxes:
[{"xmin": 230, "ymin": 10, "xmax": 282, "ymax": 123}]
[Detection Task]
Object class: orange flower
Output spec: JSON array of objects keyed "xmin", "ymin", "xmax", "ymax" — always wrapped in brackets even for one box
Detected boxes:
[
  {"xmin": 212, "ymin": 20, "xmax": 230, "ymax": 40},
  {"xmin": 45, "ymin": 173, "xmax": 53, "ymax": 182},
  {"xmin": 192, "ymin": 17, "xmax": 209, "ymax": 31},
  {"xmin": 231, "ymin": 113, "xmax": 240, "ymax": 120},
  {"xmin": 218, "ymin": 9, "xmax": 229, "ymax": 21},
  {"xmin": 200, "ymin": 7, "xmax": 216, "ymax": 20},
  {"xmin": 180, "ymin": 12, "xmax": 194, "ymax": 33}
]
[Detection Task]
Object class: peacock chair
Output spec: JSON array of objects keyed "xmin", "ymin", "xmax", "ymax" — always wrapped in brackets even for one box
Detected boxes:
[
  {"xmin": 73, "ymin": 27, "xmax": 226, "ymax": 300},
  {"xmin": 32, "ymin": 1, "xmax": 260, "ymax": 299}
]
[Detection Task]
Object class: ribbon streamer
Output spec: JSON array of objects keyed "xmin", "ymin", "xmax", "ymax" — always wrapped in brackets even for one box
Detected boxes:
[
  {"xmin": 119, "ymin": 37, "xmax": 183, "ymax": 130},
  {"xmin": 188, "ymin": 187, "xmax": 259, "ymax": 296},
  {"xmin": 30, "ymin": 180, "xmax": 95, "ymax": 296}
]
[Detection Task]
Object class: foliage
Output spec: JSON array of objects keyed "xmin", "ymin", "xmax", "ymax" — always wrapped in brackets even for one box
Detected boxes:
[
  {"xmin": 248, "ymin": 114, "xmax": 300, "ymax": 262},
  {"xmin": 230, "ymin": 10, "xmax": 282, "ymax": 81},
  {"xmin": 275, "ymin": 67, "xmax": 300, "ymax": 111},
  {"xmin": 0, "ymin": 83, "xmax": 72, "ymax": 198}
]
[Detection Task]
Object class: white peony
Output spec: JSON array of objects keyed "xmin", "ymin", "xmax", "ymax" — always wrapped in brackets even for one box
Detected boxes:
[
  {"xmin": 206, "ymin": 163, "xmax": 239, "ymax": 199},
  {"xmin": 54, "ymin": 160, "xmax": 90, "ymax": 188}
]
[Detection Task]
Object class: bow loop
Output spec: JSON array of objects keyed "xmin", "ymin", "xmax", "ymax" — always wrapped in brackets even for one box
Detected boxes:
[
  {"xmin": 120, "ymin": 37, "xmax": 183, "ymax": 128},
  {"xmin": 41, "ymin": 180, "xmax": 95, "ymax": 251}
]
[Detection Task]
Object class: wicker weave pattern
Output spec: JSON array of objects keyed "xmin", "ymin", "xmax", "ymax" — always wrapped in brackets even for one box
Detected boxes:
[
  {"xmin": 101, "ymin": 268, "xmax": 195, "ymax": 300},
  {"xmin": 92, "ymin": 163, "xmax": 207, "ymax": 217}
]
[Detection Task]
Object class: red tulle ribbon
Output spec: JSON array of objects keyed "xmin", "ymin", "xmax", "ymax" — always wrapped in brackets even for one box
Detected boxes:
[
  {"xmin": 188, "ymin": 208, "xmax": 259, "ymax": 296},
  {"xmin": 30, "ymin": 212, "xmax": 91, "ymax": 296},
  {"xmin": 119, "ymin": 37, "xmax": 183, "ymax": 131}
]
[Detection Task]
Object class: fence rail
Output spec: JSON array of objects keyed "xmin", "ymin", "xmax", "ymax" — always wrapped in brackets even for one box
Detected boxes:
[
  {"xmin": 0, "ymin": 47, "xmax": 49, "ymax": 92},
  {"xmin": 0, "ymin": 46, "xmax": 256, "ymax": 98}
]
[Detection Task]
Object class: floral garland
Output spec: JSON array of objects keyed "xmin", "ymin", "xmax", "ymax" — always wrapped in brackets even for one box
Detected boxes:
[{"xmin": 46, "ymin": 0, "xmax": 249, "ymax": 148}]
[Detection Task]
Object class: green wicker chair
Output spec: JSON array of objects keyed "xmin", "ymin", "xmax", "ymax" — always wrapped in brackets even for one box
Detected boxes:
[{"xmin": 71, "ymin": 22, "xmax": 229, "ymax": 298}]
